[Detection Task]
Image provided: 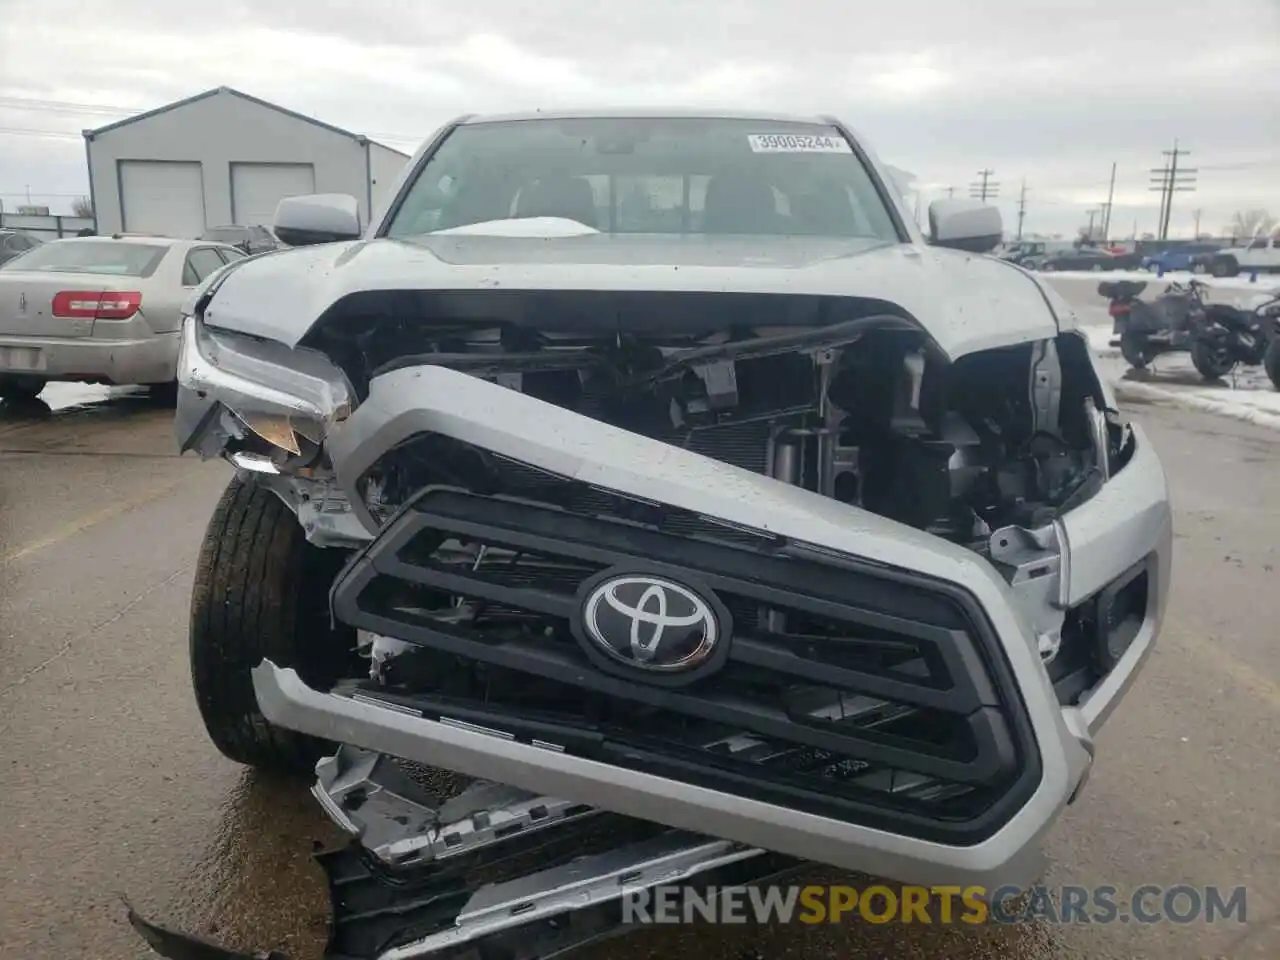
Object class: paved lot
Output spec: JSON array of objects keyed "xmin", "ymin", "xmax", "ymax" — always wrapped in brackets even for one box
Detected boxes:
[{"xmin": 0, "ymin": 390, "xmax": 1277, "ymax": 959}]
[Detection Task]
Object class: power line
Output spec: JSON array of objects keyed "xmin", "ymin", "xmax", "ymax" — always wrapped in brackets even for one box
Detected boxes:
[
  {"xmin": 0, "ymin": 96, "xmax": 139, "ymax": 115},
  {"xmin": 1148, "ymin": 139, "xmax": 1196, "ymax": 241},
  {"xmin": 0, "ymin": 126, "xmax": 83, "ymax": 141},
  {"xmin": 1101, "ymin": 161, "xmax": 1116, "ymax": 243},
  {"xmin": 1016, "ymin": 180, "xmax": 1028, "ymax": 240},
  {"xmin": 0, "ymin": 94, "xmax": 422, "ymax": 145},
  {"xmin": 1085, "ymin": 207, "xmax": 1103, "ymax": 240},
  {"xmin": 969, "ymin": 168, "xmax": 999, "ymax": 202}
]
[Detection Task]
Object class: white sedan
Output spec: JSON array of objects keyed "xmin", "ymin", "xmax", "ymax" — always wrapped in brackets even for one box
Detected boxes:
[{"xmin": 0, "ymin": 235, "xmax": 247, "ymax": 401}]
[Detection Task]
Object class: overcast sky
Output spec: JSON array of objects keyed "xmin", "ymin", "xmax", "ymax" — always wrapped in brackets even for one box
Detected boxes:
[{"xmin": 1, "ymin": 0, "xmax": 1277, "ymax": 238}]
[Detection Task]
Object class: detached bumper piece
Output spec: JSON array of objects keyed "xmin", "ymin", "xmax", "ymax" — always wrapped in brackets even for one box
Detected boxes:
[
  {"xmin": 329, "ymin": 481, "xmax": 1041, "ymax": 846},
  {"xmin": 130, "ymin": 800, "xmax": 801, "ymax": 960},
  {"xmin": 322, "ymin": 830, "xmax": 799, "ymax": 959}
]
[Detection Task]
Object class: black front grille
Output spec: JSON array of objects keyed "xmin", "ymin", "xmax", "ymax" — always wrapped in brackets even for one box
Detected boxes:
[{"xmin": 331, "ymin": 481, "xmax": 1041, "ymax": 846}]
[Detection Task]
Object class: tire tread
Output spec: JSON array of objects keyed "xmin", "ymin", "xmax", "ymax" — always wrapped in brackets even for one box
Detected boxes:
[{"xmin": 189, "ymin": 477, "xmax": 340, "ymax": 774}]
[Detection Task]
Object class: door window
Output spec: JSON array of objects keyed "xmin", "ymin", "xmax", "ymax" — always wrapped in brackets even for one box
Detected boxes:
[{"xmin": 184, "ymin": 247, "xmax": 228, "ymax": 285}]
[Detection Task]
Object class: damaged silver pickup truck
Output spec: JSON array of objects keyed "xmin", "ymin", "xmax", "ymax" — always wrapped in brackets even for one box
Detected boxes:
[{"xmin": 132, "ymin": 111, "xmax": 1172, "ymax": 960}]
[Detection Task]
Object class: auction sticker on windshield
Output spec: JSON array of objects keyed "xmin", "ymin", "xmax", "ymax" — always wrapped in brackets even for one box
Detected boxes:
[{"xmin": 748, "ymin": 133, "xmax": 852, "ymax": 153}]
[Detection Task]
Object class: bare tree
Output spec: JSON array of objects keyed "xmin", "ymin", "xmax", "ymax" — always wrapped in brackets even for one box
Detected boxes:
[
  {"xmin": 71, "ymin": 196, "xmax": 94, "ymax": 219},
  {"xmin": 1224, "ymin": 208, "xmax": 1275, "ymax": 240}
]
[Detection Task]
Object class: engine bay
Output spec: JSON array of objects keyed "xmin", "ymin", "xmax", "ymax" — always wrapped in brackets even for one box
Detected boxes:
[{"xmin": 296, "ymin": 294, "xmax": 1126, "ymax": 558}]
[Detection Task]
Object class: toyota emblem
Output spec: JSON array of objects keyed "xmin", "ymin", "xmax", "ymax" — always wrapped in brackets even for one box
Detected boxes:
[{"xmin": 580, "ymin": 574, "xmax": 720, "ymax": 673}]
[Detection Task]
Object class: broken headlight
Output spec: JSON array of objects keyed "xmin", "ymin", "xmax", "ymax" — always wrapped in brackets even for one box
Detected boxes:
[{"xmin": 177, "ymin": 314, "xmax": 354, "ymax": 464}]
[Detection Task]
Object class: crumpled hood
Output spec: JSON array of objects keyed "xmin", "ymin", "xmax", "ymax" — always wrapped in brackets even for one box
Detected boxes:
[{"xmin": 199, "ymin": 232, "xmax": 1063, "ymax": 359}]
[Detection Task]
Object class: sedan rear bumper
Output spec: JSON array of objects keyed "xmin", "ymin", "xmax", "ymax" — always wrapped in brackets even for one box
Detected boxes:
[{"xmin": 0, "ymin": 330, "xmax": 178, "ymax": 385}]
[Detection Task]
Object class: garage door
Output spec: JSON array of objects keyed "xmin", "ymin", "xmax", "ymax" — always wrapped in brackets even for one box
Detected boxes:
[
  {"xmin": 119, "ymin": 160, "xmax": 206, "ymax": 238},
  {"xmin": 231, "ymin": 163, "xmax": 316, "ymax": 228}
]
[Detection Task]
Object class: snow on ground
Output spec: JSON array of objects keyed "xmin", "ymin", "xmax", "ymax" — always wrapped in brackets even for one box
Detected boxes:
[
  {"xmin": 39, "ymin": 382, "xmax": 142, "ymax": 412},
  {"xmin": 1042, "ymin": 270, "xmax": 1280, "ymax": 312},
  {"xmin": 1041, "ymin": 268, "xmax": 1278, "ymax": 291},
  {"xmin": 1046, "ymin": 282, "xmax": 1280, "ymax": 432},
  {"xmin": 1107, "ymin": 373, "xmax": 1280, "ymax": 430}
]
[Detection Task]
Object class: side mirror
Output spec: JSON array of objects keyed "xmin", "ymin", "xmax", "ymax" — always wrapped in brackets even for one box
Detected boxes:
[
  {"xmin": 272, "ymin": 194, "xmax": 361, "ymax": 246},
  {"xmin": 927, "ymin": 198, "xmax": 1003, "ymax": 254}
]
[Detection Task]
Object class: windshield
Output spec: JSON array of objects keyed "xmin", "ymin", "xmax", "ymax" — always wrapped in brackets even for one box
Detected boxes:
[
  {"xmin": 0, "ymin": 240, "xmax": 168, "ymax": 276},
  {"xmin": 385, "ymin": 117, "xmax": 902, "ymax": 242}
]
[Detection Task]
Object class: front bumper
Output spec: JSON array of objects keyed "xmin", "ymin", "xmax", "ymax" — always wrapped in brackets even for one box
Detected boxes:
[
  {"xmin": 0, "ymin": 329, "xmax": 178, "ymax": 385},
  {"xmin": 254, "ymin": 364, "xmax": 1171, "ymax": 889}
]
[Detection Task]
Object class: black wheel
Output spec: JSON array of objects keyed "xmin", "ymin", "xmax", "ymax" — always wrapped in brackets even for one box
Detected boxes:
[
  {"xmin": 1190, "ymin": 339, "xmax": 1236, "ymax": 380},
  {"xmin": 1211, "ymin": 256, "xmax": 1239, "ymax": 278},
  {"xmin": 190, "ymin": 476, "xmax": 356, "ymax": 775},
  {"xmin": 0, "ymin": 376, "xmax": 47, "ymax": 401},
  {"xmin": 1120, "ymin": 331, "xmax": 1153, "ymax": 369},
  {"xmin": 1264, "ymin": 337, "xmax": 1280, "ymax": 391}
]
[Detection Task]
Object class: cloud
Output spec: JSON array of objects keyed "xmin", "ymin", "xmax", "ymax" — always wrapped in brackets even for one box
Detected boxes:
[{"xmin": 1, "ymin": 0, "xmax": 1277, "ymax": 236}]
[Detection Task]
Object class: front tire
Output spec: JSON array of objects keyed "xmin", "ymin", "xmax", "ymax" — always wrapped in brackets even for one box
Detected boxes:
[
  {"xmin": 1264, "ymin": 337, "xmax": 1280, "ymax": 391},
  {"xmin": 190, "ymin": 476, "xmax": 355, "ymax": 776},
  {"xmin": 1190, "ymin": 339, "xmax": 1237, "ymax": 380},
  {"xmin": 1211, "ymin": 256, "xmax": 1239, "ymax": 278},
  {"xmin": 1120, "ymin": 331, "xmax": 1153, "ymax": 369}
]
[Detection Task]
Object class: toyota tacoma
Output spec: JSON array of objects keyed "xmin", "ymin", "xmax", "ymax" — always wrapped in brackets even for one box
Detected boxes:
[{"xmin": 135, "ymin": 110, "xmax": 1172, "ymax": 960}]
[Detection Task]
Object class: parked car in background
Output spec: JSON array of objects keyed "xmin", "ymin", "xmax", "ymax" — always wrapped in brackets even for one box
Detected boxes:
[
  {"xmin": 1027, "ymin": 247, "xmax": 1123, "ymax": 272},
  {"xmin": 998, "ymin": 240, "xmax": 1061, "ymax": 265},
  {"xmin": 199, "ymin": 224, "xmax": 282, "ymax": 255},
  {"xmin": 1207, "ymin": 236, "xmax": 1280, "ymax": 277},
  {"xmin": 0, "ymin": 228, "xmax": 43, "ymax": 266},
  {"xmin": 1139, "ymin": 243, "xmax": 1224, "ymax": 274},
  {"xmin": 0, "ymin": 235, "xmax": 244, "ymax": 401}
]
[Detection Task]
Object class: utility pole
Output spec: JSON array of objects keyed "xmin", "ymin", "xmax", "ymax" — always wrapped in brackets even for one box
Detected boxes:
[
  {"xmin": 1101, "ymin": 161, "xmax": 1116, "ymax": 242},
  {"xmin": 1085, "ymin": 208, "xmax": 1100, "ymax": 243},
  {"xmin": 1016, "ymin": 180, "xmax": 1028, "ymax": 240},
  {"xmin": 1148, "ymin": 140, "xmax": 1196, "ymax": 241},
  {"xmin": 969, "ymin": 169, "xmax": 999, "ymax": 203},
  {"xmin": 1191, "ymin": 207, "xmax": 1203, "ymax": 237}
]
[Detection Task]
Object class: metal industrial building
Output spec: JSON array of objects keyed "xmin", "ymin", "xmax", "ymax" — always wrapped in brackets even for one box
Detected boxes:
[{"xmin": 83, "ymin": 87, "xmax": 410, "ymax": 238}]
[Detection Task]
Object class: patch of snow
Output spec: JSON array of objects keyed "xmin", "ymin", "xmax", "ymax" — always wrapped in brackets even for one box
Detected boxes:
[
  {"xmin": 1041, "ymin": 269, "xmax": 1280, "ymax": 293},
  {"xmin": 1110, "ymin": 378, "xmax": 1280, "ymax": 431},
  {"xmin": 42, "ymin": 382, "xmax": 121, "ymax": 411}
]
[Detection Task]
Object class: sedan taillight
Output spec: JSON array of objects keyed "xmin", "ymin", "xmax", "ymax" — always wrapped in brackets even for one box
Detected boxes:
[{"xmin": 51, "ymin": 290, "xmax": 142, "ymax": 320}]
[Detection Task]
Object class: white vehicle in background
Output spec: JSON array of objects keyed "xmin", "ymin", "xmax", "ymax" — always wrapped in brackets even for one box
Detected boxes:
[
  {"xmin": 0, "ymin": 235, "xmax": 246, "ymax": 402},
  {"xmin": 1207, "ymin": 235, "xmax": 1280, "ymax": 277}
]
